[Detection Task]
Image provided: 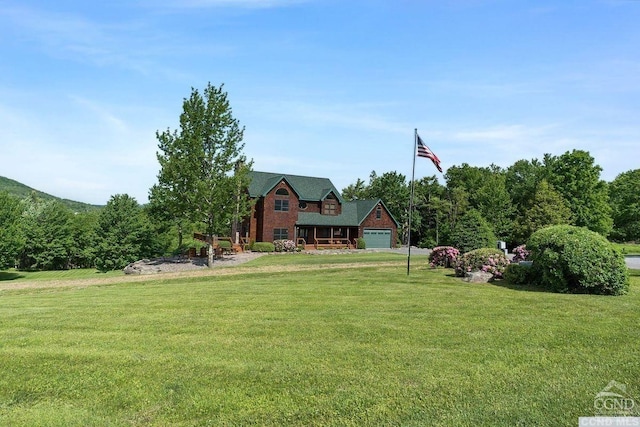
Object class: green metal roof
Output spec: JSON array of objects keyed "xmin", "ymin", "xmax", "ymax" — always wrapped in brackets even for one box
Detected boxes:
[
  {"xmin": 248, "ymin": 171, "xmax": 400, "ymax": 228},
  {"xmin": 297, "ymin": 199, "xmax": 400, "ymax": 227},
  {"xmin": 248, "ymin": 171, "xmax": 344, "ymax": 203}
]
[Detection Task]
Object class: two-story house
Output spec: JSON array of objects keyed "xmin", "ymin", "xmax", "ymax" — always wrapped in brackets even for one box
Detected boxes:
[{"xmin": 243, "ymin": 171, "xmax": 399, "ymax": 249}]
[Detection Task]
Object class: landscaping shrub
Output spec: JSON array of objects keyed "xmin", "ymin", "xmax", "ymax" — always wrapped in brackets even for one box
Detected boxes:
[
  {"xmin": 454, "ymin": 248, "xmax": 510, "ymax": 279},
  {"xmin": 450, "ymin": 209, "xmax": 497, "ymax": 254},
  {"xmin": 503, "ymin": 263, "xmax": 532, "ymax": 285},
  {"xmin": 429, "ymin": 246, "xmax": 460, "ymax": 268},
  {"xmin": 356, "ymin": 238, "xmax": 366, "ymax": 249},
  {"xmin": 527, "ymin": 225, "xmax": 629, "ymax": 295},
  {"xmin": 251, "ymin": 242, "xmax": 275, "ymax": 253},
  {"xmin": 274, "ymin": 239, "xmax": 297, "ymax": 252},
  {"xmin": 511, "ymin": 244, "xmax": 530, "ymax": 263}
]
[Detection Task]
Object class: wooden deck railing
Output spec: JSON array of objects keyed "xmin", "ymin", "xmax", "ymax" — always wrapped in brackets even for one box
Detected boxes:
[{"xmin": 313, "ymin": 238, "xmax": 352, "ymax": 250}]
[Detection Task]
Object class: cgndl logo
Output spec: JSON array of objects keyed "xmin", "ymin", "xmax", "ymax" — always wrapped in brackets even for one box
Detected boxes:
[{"xmin": 594, "ymin": 380, "xmax": 637, "ymax": 416}]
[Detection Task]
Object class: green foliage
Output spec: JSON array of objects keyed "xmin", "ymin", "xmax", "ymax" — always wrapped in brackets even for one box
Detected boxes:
[
  {"xmin": 341, "ymin": 178, "xmax": 368, "ymax": 201},
  {"xmin": 251, "ymin": 242, "xmax": 275, "ymax": 252},
  {"xmin": 0, "ymin": 192, "xmax": 24, "ymax": 269},
  {"xmin": 68, "ymin": 211, "xmax": 99, "ymax": 269},
  {"xmin": 505, "ymin": 159, "xmax": 546, "ymax": 213},
  {"xmin": 356, "ymin": 237, "xmax": 366, "ymax": 249},
  {"xmin": 545, "ymin": 150, "xmax": 613, "ymax": 236},
  {"xmin": 608, "ymin": 169, "xmax": 640, "ymax": 242},
  {"xmin": 412, "ymin": 176, "xmax": 446, "ymax": 247},
  {"xmin": 94, "ymin": 194, "xmax": 157, "ymax": 271},
  {"xmin": 527, "ymin": 225, "xmax": 629, "ymax": 295},
  {"xmin": 512, "ymin": 179, "xmax": 572, "ymax": 244},
  {"xmin": 152, "ymin": 83, "xmax": 253, "ymax": 266},
  {"xmin": 503, "ymin": 262, "xmax": 532, "ymax": 285},
  {"xmin": 18, "ymin": 199, "xmax": 75, "ymax": 270},
  {"xmin": 450, "ymin": 209, "xmax": 497, "ymax": 253},
  {"xmin": 454, "ymin": 248, "xmax": 510, "ymax": 278}
]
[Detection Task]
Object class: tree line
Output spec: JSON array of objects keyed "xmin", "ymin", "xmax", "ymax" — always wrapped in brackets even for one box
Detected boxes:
[
  {"xmin": 343, "ymin": 150, "xmax": 639, "ymax": 250},
  {"xmin": 1, "ymin": 83, "xmax": 637, "ymax": 272}
]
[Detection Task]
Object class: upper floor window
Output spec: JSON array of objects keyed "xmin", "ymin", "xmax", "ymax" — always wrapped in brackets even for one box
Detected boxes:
[
  {"xmin": 324, "ymin": 202, "xmax": 336, "ymax": 215},
  {"xmin": 275, "ymin": 199, "xmax": 289, "ymax": 212},
  {"xmin": 275, "ymin": 187, "xmax": 290, "ymax": 212},
  {"xmin": 376, "ymin": 206, "xmax": 382, "ymax": 219},
  {"xmin": 324, "ymin": 193, "xmax": 337, "ymax": 215}
]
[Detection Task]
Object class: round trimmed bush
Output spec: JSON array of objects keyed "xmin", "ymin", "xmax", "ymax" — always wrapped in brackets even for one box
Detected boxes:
[
  {"xmin": 454, "ymin": 248, "xmax": 510, "ymax": 278},
  {"xmin": 429, "ymin": 246, "xmax": 460, "ymax": 268},
  {"xmin": 356, "ymin": 238, "xmax": 366, "ymax": 249},
  {"xmin": 503, "ymin": 263, "xmax": 532, "ymax": 285},
  {"xmin": 527, "ymin": 225, "xmax": 629, "ymax": 295},
  {"xmin": 251, "ymin": 242, "xmax": 275, "ymax": 253}
]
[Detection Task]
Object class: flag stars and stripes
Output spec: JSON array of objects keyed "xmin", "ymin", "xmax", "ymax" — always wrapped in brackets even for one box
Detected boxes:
[{"xmin": 416, "ymin": 135, "xmax": 442, "ymax": 173}]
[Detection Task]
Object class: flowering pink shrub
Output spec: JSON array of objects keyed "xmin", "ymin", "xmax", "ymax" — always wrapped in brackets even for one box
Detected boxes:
[
  {"xmin": 511, "ymin": 244, "xmax": 530, "ymax": 263},
  {"xmin": 428, "ymin": 246, "xmax": 460, "ymax": 268},
  {"xmin": 454, "ymin": 248, "xmax": 510, "ymax": 279},
  {"xmin": 274, "ymin": 239, "xmax": 297, "ymax": 252}
]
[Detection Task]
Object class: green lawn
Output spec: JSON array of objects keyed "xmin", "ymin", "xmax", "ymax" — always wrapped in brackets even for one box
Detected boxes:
[
  {"xmin": 613, "ymin": 242, "xmax": 640, "ymax": 255},
  {"xmin": 1, "ymin": 254, "xmax": 639, "ymax": 426}
]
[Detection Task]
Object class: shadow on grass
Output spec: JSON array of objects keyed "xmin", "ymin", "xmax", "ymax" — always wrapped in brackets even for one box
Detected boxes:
[
  {"xmin": 0, "ymin": 271, "xmax": 25, "ymax": 281},
  {"xmin": 488, "ymin": 279, "xmax": 549, "ymax": 293}
]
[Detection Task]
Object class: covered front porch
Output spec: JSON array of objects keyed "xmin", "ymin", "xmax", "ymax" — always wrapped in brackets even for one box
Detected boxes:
[{"xmin": 296, "ymin": 226, "xmax": 360, "ymax": 250}]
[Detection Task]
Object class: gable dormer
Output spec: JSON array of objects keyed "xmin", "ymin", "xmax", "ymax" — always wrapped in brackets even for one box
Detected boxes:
[{"xmin": 322, "ymin": 192, "xmax": 341, "ymax": 216}]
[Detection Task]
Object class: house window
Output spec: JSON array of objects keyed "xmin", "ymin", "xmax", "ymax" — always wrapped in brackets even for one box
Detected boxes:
[
  {"xmin": 275, "ymin": 187, "xmax": 289, "ymax": 212},
  {"xmin": 274, "ymin": 228, "xmax": 288, "ymax": 240},
  {"xmin": 376, "ymin": 206, "xmax": 382, "ymax": 219},
  {"xmin": 323, "ymin": 202, "xmax": 336, "ymax": 215},
  {"xmin": 299, "ymin": 201, "xmax": 308, "ymax": 210},
  {"xmin": 275, "ymin": 199, "xmax": 289, "ymax": 212}
]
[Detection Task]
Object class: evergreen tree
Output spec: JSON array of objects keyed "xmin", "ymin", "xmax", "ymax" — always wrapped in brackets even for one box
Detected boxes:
[{"xmin": 512, "ymin": 179, "xmax": 572, "ymax": 243}]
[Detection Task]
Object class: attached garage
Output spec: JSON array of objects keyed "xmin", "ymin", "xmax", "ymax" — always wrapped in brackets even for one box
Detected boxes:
[{"xmin": 363, "ymin": 228, "xmax": 392, "ymax": 248}]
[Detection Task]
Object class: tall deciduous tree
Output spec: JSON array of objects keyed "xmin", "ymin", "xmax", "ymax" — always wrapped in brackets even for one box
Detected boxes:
[
  {"xmin": 545, "ymin": 150, "xmax": 612, "ymax": 236},
  {"xmin": 151, "ymin": 83, "xmax": 253, "ymax": 267},
  {"xmin": 95, "ymin": 194, "xmax": 155, "ymax": 272},
  {"xmin": 0, "ymin": 192, "xmax": 23, "ymax": 269},
  {"xmin": 609, "ymin": 169, "xmax": 640, "ymax": 242},
  {"xmin": 18, "ymin": 199, "xmax": 74, "ymax": 270}
]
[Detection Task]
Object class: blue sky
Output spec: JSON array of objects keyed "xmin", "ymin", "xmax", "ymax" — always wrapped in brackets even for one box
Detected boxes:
[{"xmin": 1, "ymin": 0, "xmax": 639, "ymax": 205}]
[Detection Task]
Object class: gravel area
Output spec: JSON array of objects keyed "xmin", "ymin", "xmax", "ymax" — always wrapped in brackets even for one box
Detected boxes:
[{"xmin": 124, "ymin": 252, "xmax": 266, "ymax": 274}]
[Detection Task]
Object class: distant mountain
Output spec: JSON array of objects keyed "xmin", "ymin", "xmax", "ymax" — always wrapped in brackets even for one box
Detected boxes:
[{"xmin": 0, "ymin": 176, "xmax": 102, "ymax": 212}]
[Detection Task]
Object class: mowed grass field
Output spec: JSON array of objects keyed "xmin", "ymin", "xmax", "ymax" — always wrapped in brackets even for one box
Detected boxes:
[{"xmin": 1, "ymin": 253, "xmax": 639, "ymax": 426}]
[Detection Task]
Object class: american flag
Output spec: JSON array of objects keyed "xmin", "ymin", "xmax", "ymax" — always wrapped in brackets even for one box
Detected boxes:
[{"xmin": 416, "ymin": 134, "xmax": 443, "ymax": 173}]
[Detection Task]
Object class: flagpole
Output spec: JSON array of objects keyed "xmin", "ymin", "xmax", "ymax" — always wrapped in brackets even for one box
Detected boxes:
[{"xmin": 407, "ymin": 128, "xmax": 418, "ymax": 276}]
